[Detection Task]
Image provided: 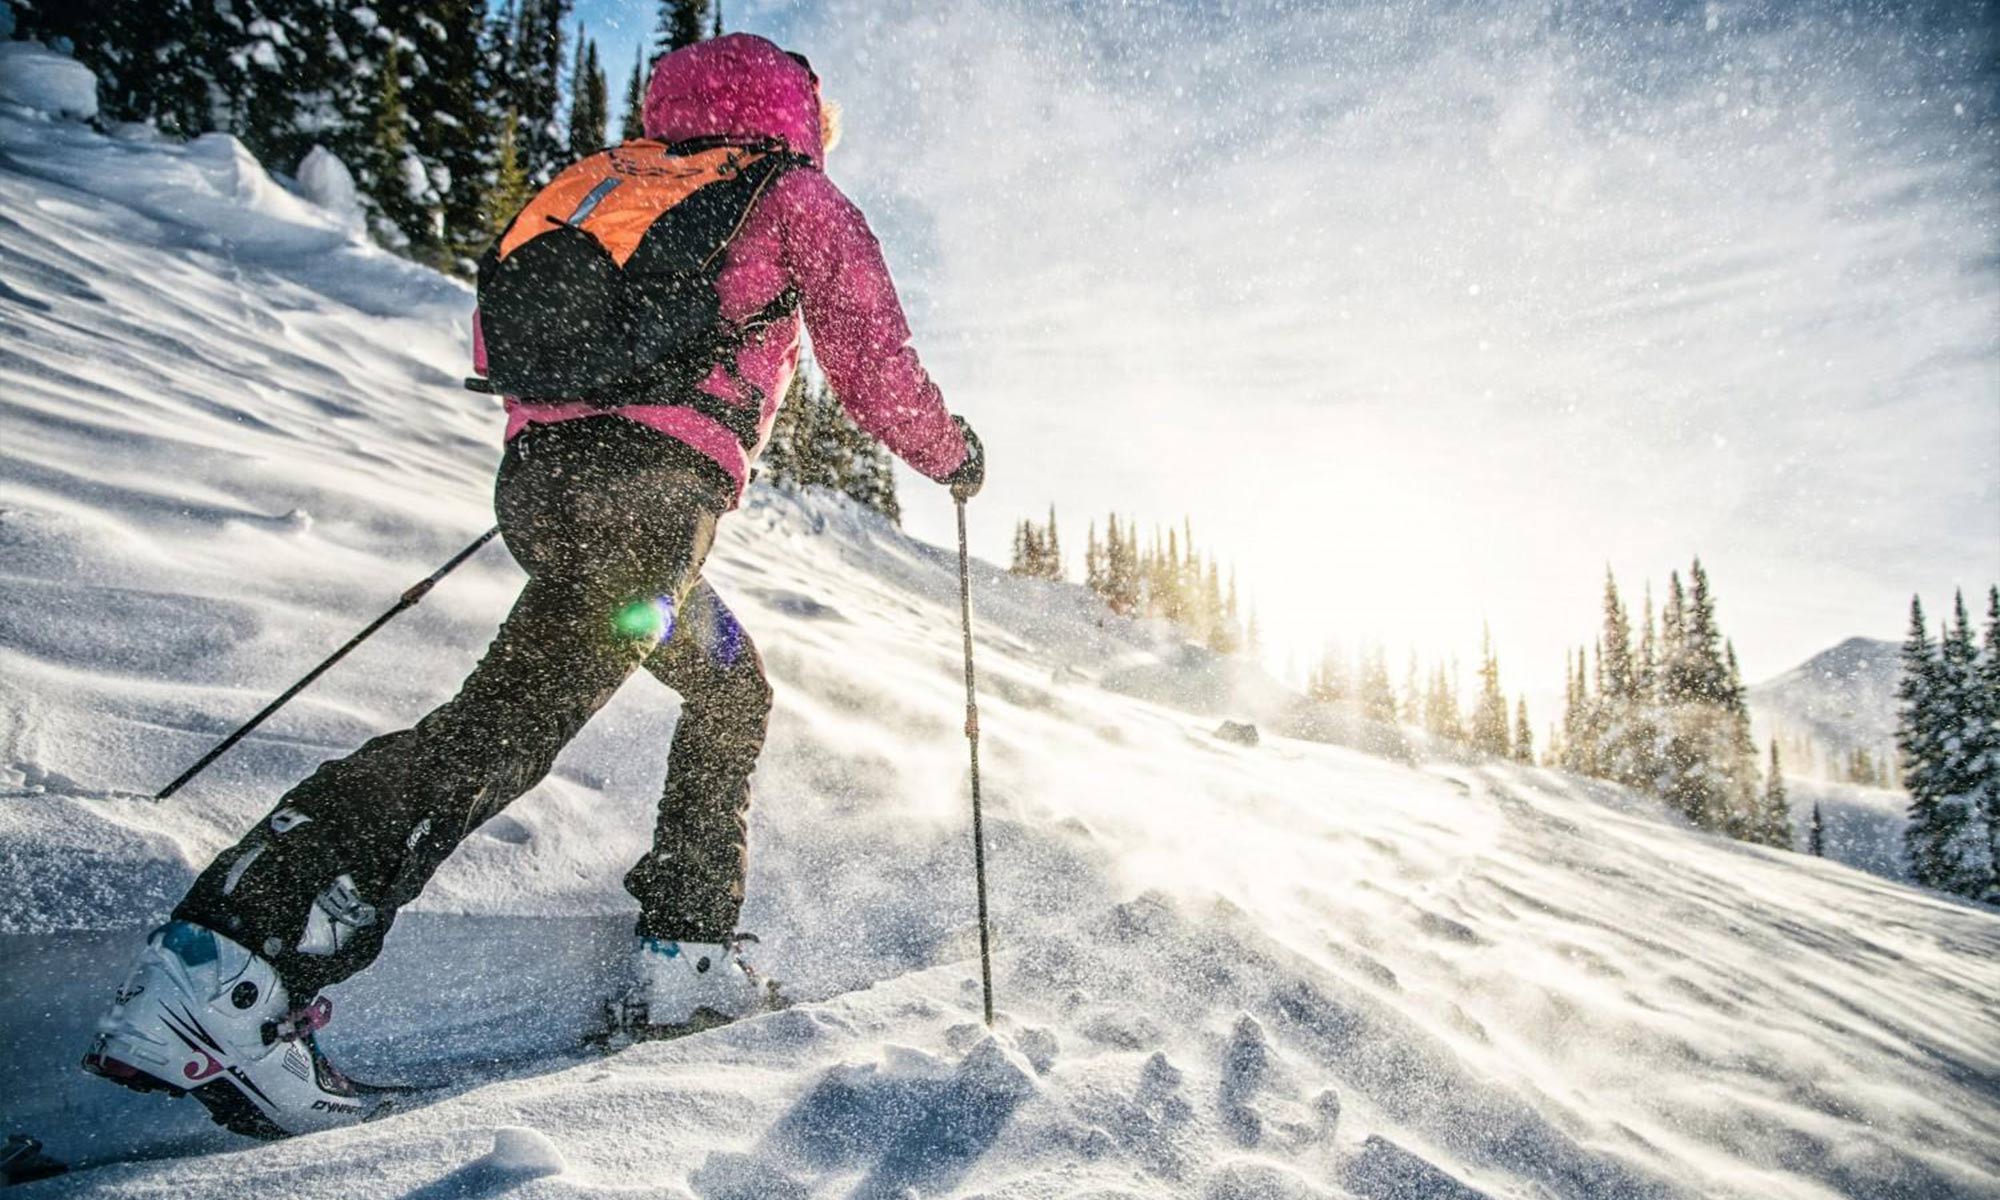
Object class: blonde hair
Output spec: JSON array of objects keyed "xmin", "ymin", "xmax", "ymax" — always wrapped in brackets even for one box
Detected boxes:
[{"xmin": 819, "ymin": 97, "xmax": 843, "ymax": 155}]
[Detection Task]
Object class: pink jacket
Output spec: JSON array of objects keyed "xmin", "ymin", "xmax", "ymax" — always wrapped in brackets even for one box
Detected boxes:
[{"xmin": 476, "ymin": 33, "xmax": 968, "ymax": 505}]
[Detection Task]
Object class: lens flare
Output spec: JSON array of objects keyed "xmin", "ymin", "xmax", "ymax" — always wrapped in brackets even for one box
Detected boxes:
[{"xmin": 614, "ymin": 597, "xmax": 673, "ymax": 644}]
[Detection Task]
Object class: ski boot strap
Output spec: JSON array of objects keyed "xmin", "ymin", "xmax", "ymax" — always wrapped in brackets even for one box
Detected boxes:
[{"xmin": 261, "ymin": 995, "xmax": 332, "ymax": 1045}]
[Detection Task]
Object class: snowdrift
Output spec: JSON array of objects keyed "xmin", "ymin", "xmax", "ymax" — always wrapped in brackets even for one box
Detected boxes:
[{"xmin": 1, "ymin": 68, "xmax": 1996, "ymax": 1199}]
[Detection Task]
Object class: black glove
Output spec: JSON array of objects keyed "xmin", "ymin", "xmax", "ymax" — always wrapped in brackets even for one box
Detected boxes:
[{"xmin": 944, "ymin": 415, "xmax": 985, "ymax": 501}]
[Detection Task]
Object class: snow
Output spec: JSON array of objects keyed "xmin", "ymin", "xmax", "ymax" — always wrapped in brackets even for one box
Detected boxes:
[
  {"xmin": 0, "ymin": 41, "xmax": 98, "ymax": 121},
  {"xmin": 0, "ymin": 97, "xmax": 1997, "ymax": 1200},
  {"xmin": 294, "ymin": 145, "xmax": 366, "ymax": 237}
]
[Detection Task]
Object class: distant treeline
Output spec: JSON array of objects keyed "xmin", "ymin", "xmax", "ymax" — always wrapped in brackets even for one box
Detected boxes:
[{"xmin": 1010, "ymin": 511, "xmax": 1252, "ymax": 657}]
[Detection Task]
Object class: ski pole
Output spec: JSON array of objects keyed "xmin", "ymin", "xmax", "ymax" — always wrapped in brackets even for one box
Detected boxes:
[
  {"xmin": 956, "ymin": 497, "xmax": 996, "ymax": 1026},
  {"xmin": 154, "ymin": 527, "xmax": 501, "ymax": 801}
]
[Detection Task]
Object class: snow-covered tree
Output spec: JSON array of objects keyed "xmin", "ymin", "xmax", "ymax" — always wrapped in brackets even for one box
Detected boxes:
[{"xmin": 1902, "ymin": 591, "xmax": 1997, "ymax": 900}]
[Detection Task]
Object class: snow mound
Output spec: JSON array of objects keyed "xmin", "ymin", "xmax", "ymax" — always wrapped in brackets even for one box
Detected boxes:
[
  {"xmin": 476, "ymin": 1125, "xmax": 565, "ymax": 1176},
  {"xmin": 295, "ymin": 145, "xmax": 366, "ymax": 237},
  {"xmin": 0, "ymin": 42, "xmax": 96, "ymax": 121}
]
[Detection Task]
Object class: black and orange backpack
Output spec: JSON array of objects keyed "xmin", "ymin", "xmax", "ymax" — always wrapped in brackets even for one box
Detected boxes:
[{"xmin": 468, "ymin": 137, "xmax": 808, "ymax": 434}]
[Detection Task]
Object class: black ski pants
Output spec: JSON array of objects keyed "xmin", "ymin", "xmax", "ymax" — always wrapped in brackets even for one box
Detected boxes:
[{"xmin": 176, "ymin": 417, "xmax": 772, "ymax": 998}]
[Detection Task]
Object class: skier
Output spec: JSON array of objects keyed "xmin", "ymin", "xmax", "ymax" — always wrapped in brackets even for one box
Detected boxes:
[{"xmin": 84, "ymin": 33, "xmax": 985, "ymax": 1138}]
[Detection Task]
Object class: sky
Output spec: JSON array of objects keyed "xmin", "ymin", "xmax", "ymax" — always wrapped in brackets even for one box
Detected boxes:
[{"xmin": 570, "ymin": 0, "xmax": 1999, "ymax": 720}]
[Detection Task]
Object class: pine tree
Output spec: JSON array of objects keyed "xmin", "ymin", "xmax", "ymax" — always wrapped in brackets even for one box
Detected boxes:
[
  {"xmin": 1913, "ymin": 591, "xmax": 1998, "ymax": 898},
  {"xmin": 1809, "ymin": 802, "xmax": 1826, "ymax": 857},
  {"xmin": 363, "ymin": 41, "xmax": 440, "ymax": 252},
  {"xmin": 1401, "ymin": 651, "xmax": 1422, "ymax": 726},
  {"xmin": 1359, "ymin": 646, "xmax": 1398, "ymax": 724},
  {"xmin": 1602, "ymin": 570, "xmax": 1635, "ymax": 701},
  {"xmin": 1309, "ymin": 643, "xmax": 1349, "ymax": 707},
  {"xmin": 1685, "ymin": 559, "xmax": 1728, "ymax": 705},
  {"xmin": 1214, "ymin": 569, "xmax": 1243, "ymax": 655},
  {"xmin": 1637, "ymin": 585, "xmax": 1658, "ymax": 701},
  {"xmin": 1470, "ymin": 625, "xmax": 1511, "ymax": 757},
  {"xmin": 1103, "ymin": 515, "xmax": 1139, "ymax": 615},
  {"xmin": 760, "ymin": 370, "xmax": 807, "ymax": 482},
  {"xmin": 1513, "ymin": 699, "xmax": 1535, "ymax": 764},
  {"xmin": 1899, "ymin": 597, "xmax": 1956, "ymax": 888},
  {"xmin": 566, "ymin": 32, "xmax": 608, "ymax": 158},
  {"xmin": 621, "ymin": 48, "xmax": 648, "ymax": 140},
  {"xmin": 1423, "ymin": 662, "xmax": 1463, "ymax": 743},
  {"xmin": 1755, "ymin": 740, "xmax": 1792, "ymax": 849},
  {"xmin": 1085, "ymin": 522, "xmax": 1106, "ymax": 597},
  {"xmin": 481, "ymin": 109, "xmax": 533, "ymax": 234},
  {"xmin": 1044, "ymin": 507, "xmax": 1064, "ymax": 582},
  {"xmin": 513, "ymin": 0, "xmax": 574, "ymax": 183},
  {"xmin": 405, "ymin": 0, "xmax": 490, "ymax": 268},
  {"xmin": 656, "ymin": 0, "xmax": 710, "ymax": 54},
  {"xmin": 1660, "ymin": 572, "xmax": 1690, "ymax": 706},
  {"xmin": 1982, "ymin": 586, "xmax": 2000, "ymax": 898}
]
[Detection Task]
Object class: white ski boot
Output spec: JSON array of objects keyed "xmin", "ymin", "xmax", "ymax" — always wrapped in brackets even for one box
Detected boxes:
[
  {"xmin": 597, "ymin": 936, "xmax": 776, "ymax": 1044},
  {"xmin": 83, "ymin": 921, "xmax": 394, "ymax": 1139}
]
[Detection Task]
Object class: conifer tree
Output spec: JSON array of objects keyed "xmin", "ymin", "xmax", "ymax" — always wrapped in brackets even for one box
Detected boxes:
[
  {"xmin": 513, "ymin": 0, "xmax": 574, "ymax": 183},
  {"xmin": 1602, "ymin": 570, "xmax": 1635, "ymax": 701},
  {"xmin": 1982, "ymin": 586, "xmax": 2000, "ymax": 895},
  {"xmin": 566, "ymin": 32, "xmax": 608, "ymax": 158},
  {"xmin": 363, "ymin": 41, "xmax": 441, "ymax": 252},
  {"xmin": 1910, "ymin": 591, "xmax": 1998, "ymax": 898},
  {"xmin": 1423, "ymin": 662, "xmax": 1464, "ymax": 743},
  {"xmin": 481, "ymin": 109, "xmax": 533, "ymax": 234},
  {"xmin": 1359, "ymin": 645, "xmax": 1398, "ymax": 724},
  {"xmin": 759, "ymin": 370, "xmax": 807, "ymax": 481},
  {"xmin": 1085, "ymin": 523, "xmax": 1106, "ymax": 597},
  {"xmin": 1402, "ymin": 651, "xmax": 1422, "ymax": 726},
  {"xmin": 1045, "ymin": 507, "xmax": 1064, "ymax": 583},
  {"xmin": 1809, "ymin": 802, "xmax": 1826, "ymax": 857},
  {"xmin": 656, "ymin": 0, "xmax": 710, "ymax": 55},
  {"xmin": 1513, "ymin": 699, "xmax": 1535, "ymax": 764},
  {"xmin": 1685, "ymin": 559, "xmax": 1728, "ymax": 704},
  {"xmin": 1637, "ymin": 585, "xmax": 1659, "ymax": 701},
  {"xmin": 621, "ymin": 48, "xmax": 648, "ymax": 141},
  {"xmin": 1309, "ymin": 643, "xmax": 1350, "ymax": 707},
  {"xmin": 1470, "ymin": 625, "xmax": 1511, "ymax": 757},
  {"xmin": 1898, "ymin": 597, "xmax": 1962, "ymax": 890},
  {"xmin": 1660, "ymin": 572, "xmax": 1690, "ymax": 706},
  {"xmin": 1897, "ymin": 602, "xmax": 1940, "ymax": 769},
  {"xmin": 1216, "ymin": 569, "xmax": 1243, "ymax": 655},
  {"xmin": 1755, "ymin": 740, "xmax": 1792, "ymax": 849},
  {"xmin": 1102, "ymin": 515, "xmax": 1140, "ymax": 615}
]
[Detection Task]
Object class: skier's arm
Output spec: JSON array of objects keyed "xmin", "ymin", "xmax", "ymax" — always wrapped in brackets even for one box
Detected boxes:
[{"xmin": 776, "ymin": 169, "xmax": 973, "ymax": 484}]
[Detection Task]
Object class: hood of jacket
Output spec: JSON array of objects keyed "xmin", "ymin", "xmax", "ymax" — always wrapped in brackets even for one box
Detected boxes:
[{"xmin": 643, "ymin": 33, "xmax": 825, "ymax": 167}]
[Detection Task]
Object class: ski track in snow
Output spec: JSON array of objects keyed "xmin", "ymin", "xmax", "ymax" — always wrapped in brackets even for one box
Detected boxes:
[{"xmin": 0, "ymin": 81, "xmax": 1997, "ymax": 1199}]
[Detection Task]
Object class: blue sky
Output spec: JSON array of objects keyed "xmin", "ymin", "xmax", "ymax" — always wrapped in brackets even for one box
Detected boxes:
[{"xmin": 550, "ymin": 1, "xmax": 1997, "ymax": 715}]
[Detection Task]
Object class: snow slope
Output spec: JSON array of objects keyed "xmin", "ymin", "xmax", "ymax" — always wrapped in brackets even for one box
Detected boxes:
[{"xmin": 2, "ymin": 68, "xmax": 1998, "ymax": 1199}]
